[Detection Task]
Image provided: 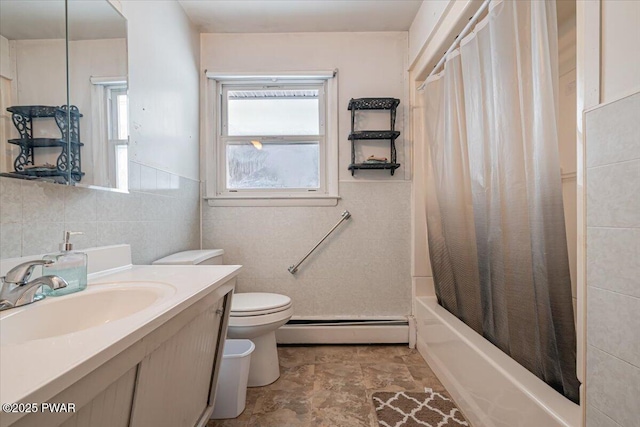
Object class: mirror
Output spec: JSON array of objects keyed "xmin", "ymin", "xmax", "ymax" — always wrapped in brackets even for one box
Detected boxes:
[{"xmin": 0, "ymin": 0, "xmax": 128, "ymax": 190}]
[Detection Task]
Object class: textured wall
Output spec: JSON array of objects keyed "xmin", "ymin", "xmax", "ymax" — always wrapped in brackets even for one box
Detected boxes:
[
  {"xmin": 203, "ymin": 182, "xmax": 411, "ymax": 317},
  {"xmin": 0, "ymin": 168, "xmax": 199, "ymax": 264},
  {"xmin": 585, "ymin": 92, "xmax": 640, "ymax": 427}
]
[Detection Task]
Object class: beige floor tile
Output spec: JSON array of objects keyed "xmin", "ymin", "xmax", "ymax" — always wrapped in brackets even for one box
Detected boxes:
[
  {"xmin": 250, "ymin": 389, "xmax": 313, "ymax": 427},
  {"xmin": 314, "ymin": 363, "xmax": 365, "ymax": 391},
  {"xmin": 314, "ymin": 345, "xmax": 359, "ymax": 363},
  {"xmin": 395, "ymin": 347, "xmax": 429, "ymax": 365},
  {"xmin": 311, "ymin": 389, "xmax": 373, "ymax": 427},
  {"xmin": 355, "ymin": 345, "xmax": 405, "ymax": 364},
  {"xmin": 266, "ymin": 364, "xmax": 315, "ymax": 392},
  {"xmin": 361, "ymin": 362, "xmax": 421, "ymax": 391},
  {"xmin": 277, "ymin": 346, "xmax": 316, "ymax": 368},
  {"xmin": 406, "ymin": 364, "xmax": 446, "ymax": 391}
]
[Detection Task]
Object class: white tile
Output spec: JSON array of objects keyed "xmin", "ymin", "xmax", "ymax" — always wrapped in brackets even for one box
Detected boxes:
[
  {"xmin": 128, "ymin": 161, "xmax": 141, "ymax": 191},
  {"xmin": 586, "ymin": 92, "xmax": 640, "ymax": 168},
  {"xmin": 587, "ymin": 227, "xmax": 640, "ymax": 297},
  {"xmin": 0, "ymin": 178, "xmax": 22, "ymax": 223},
  {"xmin": 96, "ymin": 221, "xmax": 129, "ymax": 248},
  {"xmin": 64, "ymin": 186, "xmax": 97, "ymax": 222},
  {"xmin": 197, "ymin": 181, "xmax": 412, "ymax": 317},
  {"xmin": 22, "ymin": 222, "xmax": 65, "ymax": 256},
  {"xmin": 156, "ymin": 170, "xmax": 172, "ymax": 191},
  {"xmin": 586, "ymin": 345, "xmax": 640, "ymax": 427},
  {"xmin": 0, "ymin": 222, "xmax": 22, "ymax": 258},
  {"xmin": 587, "ymin": 160, "xmax": 640, "ymax": 227},
  {"xmin": 22, "ymin": 181, "xmax": 66, "ymax": 223},
  {"xmin": 96, "ymin": 190, "xmax": 142, "ymax": 222},
  {"xmin": 587, "ymin": 287, "xmax": 640, "ymax": 367},
  {"xmin": 586, "ymin": 406, "xmax": 622, "ymax": 427},
  {"xmin": 140, "ymin": 165, "xmax": 157, "ymax": 191},
  {"xmin": 96, "ymin": 221, "xmax": 156, "ymax": 265},
  {"xmin": 180, "ymin": 176, "xmax": 200, "ymax": 200},
  {"xmin": 138, "ymin": 193, "xmax": 165, "ymax": 222}
]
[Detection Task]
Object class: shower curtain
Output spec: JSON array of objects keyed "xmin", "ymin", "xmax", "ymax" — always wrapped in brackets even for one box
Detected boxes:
[{"xmin": 423, "ymin": 0, "xmax": 580, "ymax": 403}]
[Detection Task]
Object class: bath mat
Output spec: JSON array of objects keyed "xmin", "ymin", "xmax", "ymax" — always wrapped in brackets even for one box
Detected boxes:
[{"xmin": 372, "ymin": 388, "xmax": 468, "ymax": 427}]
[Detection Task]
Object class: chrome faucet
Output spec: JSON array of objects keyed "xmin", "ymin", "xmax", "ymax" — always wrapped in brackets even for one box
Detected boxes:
[{"xmin": 0, "ymin": 260, "xmax": 68, "ymax": 311}]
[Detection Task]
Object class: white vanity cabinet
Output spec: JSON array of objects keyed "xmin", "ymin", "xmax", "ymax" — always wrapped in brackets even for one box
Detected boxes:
[
  {"xmin": 7, "ymin": 280, "xmax": 235, "ymax": 427},
  {"xmin": 130, "ymin": 290, "xmax": 231, "ymax": 427}
]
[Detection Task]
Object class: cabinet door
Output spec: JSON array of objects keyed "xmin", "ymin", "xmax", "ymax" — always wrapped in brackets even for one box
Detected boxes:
[
  {"xmin": 129, "ymin": 299, "xmax": 224, "ymax": 427},
  {"xmin": 57, "ymin": 367, "xmax": 136, "ymax": 427}
]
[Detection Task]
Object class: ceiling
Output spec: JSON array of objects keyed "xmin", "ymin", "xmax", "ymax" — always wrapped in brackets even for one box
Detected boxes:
[{"xmin": 178, "ymin": 0, "xmax": 424, "ymax": 33}]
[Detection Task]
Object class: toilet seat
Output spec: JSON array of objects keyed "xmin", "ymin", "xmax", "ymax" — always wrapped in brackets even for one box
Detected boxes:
[
  {"xmin": 230, "ymin": 293, "xmax": 292, "ymax": 317},
  {"xmin": 228, "ymin": 305, "xmax": 294, "ymax": 328}
]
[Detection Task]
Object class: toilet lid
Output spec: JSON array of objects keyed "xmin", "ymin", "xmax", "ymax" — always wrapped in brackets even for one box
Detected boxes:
[
  {"xmin": 152, "ymin": 249, "xmax": 224, "ymax": 265},
  {"xmin": 230, "ymin": 293, "xmax": 292, "ymax": 317}
]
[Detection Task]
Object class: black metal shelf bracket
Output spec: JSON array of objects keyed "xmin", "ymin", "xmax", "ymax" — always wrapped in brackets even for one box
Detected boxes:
[
  {"xmin": 6, "ymin": 105, "xmax": 84, "ymax": 183},
  {"xmin": 347, "ymin": 97, "xmax": 401, "ymax": 176}
]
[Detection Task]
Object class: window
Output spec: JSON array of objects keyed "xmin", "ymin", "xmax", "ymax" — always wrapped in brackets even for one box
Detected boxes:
[
  {"xmin": 90, "ymin": 76, "xmax": 128, "ymax": 190},
  {"xmin": 206, "ymin": 72, "xmax": 338, "ymax": 206},
  {"xmin": 107, "ymin": 85, "xmax": 129, "ymax": 190}
]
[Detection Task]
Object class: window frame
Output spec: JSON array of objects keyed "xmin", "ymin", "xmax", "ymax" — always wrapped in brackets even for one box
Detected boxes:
[
  {"xmin": 106, "ymin": 84, "xmax": 129, "ymax": 190},
  {"xmin": 89, "ymin": 76, "xmax": 128, "ymax": 190},
  {"xmin": 205, "ymin": 72, "xmax": 339, "ymax": 207}
]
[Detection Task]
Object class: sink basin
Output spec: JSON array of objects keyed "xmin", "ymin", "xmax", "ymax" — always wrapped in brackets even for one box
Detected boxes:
[{"xmin": 0, "ymin": 282, "xmax": 175, "ymax": 345}]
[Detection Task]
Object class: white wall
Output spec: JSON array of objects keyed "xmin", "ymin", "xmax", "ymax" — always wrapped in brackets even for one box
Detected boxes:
[
  {"xmin": 202, "ymin": 32, "xmax": 409, "ymax": 181},
  {"xmin": 408, "ymin": 0, "xmax": 450, "ymax": 68},
  {"xmin": 11, "ymin": 39, "xmax": 68, "ymax": 167},
  {"xmin": 201, "ymin": 32, "xmax": 412, "ymax": 318},
  {"xmin": 0, "ymin": 36, "xmax": 13, "ymax": 80},
  {"xmin": 600, "ymin": 0, "xmax": 640, "ymax": 103},
  {"xmin": 121, "ymin": 0, "xmax": 200, "ymax": 181}
]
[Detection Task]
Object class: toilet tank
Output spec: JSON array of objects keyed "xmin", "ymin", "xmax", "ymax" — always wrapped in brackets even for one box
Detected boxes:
[{"xmin": 153, "ymin": 249, "xmax": 224, "ymax": 265}]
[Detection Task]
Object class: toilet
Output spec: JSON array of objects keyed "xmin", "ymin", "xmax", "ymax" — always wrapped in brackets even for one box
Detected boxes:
[
  {"xmin": 227, "ymin": 292, "xmax": 293, "ymax": 386},
  {"xmin": 153, "ymin": 250, "xmax": 293, "ymax": 387}
]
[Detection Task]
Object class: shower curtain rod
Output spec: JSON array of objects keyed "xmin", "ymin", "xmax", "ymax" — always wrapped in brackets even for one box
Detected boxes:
[{"xmin": 418, "ymin": 0, "xmax": 491, "ymax": 91}]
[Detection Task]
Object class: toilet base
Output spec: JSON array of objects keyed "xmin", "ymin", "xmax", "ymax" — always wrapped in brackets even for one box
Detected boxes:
[{"xmin": 245, "ymin": 331, "xmax": 280, "ymax": 387}]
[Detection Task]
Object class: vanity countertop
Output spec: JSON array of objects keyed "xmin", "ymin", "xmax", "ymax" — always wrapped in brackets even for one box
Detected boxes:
[{"xmin": 0, "ymin": 264, "xmax": 241, "ymax": 408}]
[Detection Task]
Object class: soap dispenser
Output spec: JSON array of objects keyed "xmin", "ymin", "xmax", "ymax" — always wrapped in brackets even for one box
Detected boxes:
[{"xmin": 43, "ymin": 231, "xmax": 88, "ymax": 296}]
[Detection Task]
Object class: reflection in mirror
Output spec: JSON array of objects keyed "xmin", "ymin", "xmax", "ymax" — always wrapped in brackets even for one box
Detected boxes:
[
  {"xmin": 0, "ymin": 0, "xmax": 69, "ymax": 184},
  {"xmin": 0, "ymin": 0, "xmax": 128, "ymax": 190},
  {"xmin": 68, "ymin": 0, "xmax": 128, "ymax": 190}
]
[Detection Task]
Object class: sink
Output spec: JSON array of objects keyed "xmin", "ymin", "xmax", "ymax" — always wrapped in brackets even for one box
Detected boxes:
[{"xmin": 0, "ymin": 282, "xmax": 175, "ymax": 345}]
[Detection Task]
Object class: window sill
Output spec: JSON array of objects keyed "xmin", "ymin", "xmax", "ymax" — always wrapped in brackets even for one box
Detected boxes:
[{"xmin": 205, "ymin": 195, "xmax": 340, "ymax": 207}]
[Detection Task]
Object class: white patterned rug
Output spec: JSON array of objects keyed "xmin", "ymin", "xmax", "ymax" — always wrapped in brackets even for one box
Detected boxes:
[{"xmin": 372, "ymin": 388, "xmax": 469, "ymax": 427}]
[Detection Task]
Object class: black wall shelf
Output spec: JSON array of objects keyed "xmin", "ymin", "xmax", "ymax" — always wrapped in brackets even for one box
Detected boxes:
[
  {"xmin": 5, "ymin": 105, "xmax": 84, "ymax": 183},
  {"xmin": 347, "ymin": 97, "xmax": 401, "ymax": 176}
]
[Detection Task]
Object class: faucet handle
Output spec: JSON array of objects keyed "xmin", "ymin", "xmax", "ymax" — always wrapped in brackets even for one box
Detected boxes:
[{"xmin": 2, "ymin": 260, "xmax": 53, "ymax": 285}]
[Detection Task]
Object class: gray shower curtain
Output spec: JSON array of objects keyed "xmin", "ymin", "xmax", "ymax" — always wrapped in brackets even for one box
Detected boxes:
[{"xmin": 423, "ymin": 0, "xmax": 580, "ymax": 403}]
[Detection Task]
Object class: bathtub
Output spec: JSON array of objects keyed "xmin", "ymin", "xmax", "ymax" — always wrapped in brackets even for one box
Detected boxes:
[{"xmin": 415, "ymin": 296, "xmax": 581, "ymax": 427}]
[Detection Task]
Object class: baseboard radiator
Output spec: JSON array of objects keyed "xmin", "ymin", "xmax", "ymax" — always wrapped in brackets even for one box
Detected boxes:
[{"xmin": 275, "ymin": 317, "xmax": 410, "ymax": 345}]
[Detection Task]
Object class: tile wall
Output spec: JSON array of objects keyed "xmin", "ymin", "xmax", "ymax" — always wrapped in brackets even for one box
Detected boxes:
[
  {"xmin": 0, "ymin": 161, "xmax": 200, "ymax": 265},
  {"xmin": 202, "ymin": 182, "xmax": 412, "ymax": 318},
  {"xmin": 585, "ymin": 91, "xmax": 640, "ymax": 427}
]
